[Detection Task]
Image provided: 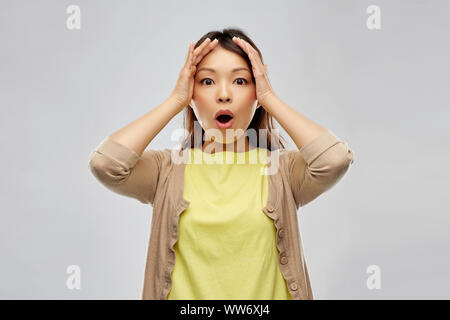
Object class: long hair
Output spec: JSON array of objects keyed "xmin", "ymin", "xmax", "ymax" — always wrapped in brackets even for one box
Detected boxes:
[{"xmin": 180, "ymin": 28, "xmax": 288, "ymax": 152}]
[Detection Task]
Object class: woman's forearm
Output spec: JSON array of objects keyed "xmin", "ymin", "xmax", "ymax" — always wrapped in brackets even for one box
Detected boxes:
[
  {"xmin": 261, "ymin": 93, "xmax": 328, "ymax": 150},
  {"xmin": 109, "ymin": 95, "xmax": 184, "ymax": 156}
]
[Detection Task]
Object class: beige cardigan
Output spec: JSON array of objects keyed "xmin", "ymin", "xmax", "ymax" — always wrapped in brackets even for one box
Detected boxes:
[{"xmin": 88, "ymin": 129, "xmax": 354, "ymax": 300}]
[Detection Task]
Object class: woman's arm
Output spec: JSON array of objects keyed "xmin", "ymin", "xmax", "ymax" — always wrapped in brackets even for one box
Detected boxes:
[
  {"xmin": 87, "ymin": 96, "xmax": 184, "ymax": 204},
  {"xmin": 108, "ymin": 95, "xmax": 183, "ymax": 156},
  {"xmin": 263, "ymin": 94, "xmax": 354, "ymax": 208},
  {"xmin": 231, "ymin": 36, "xmax": 329, "ymax": 148},
  {"xmin": 287, "ymin": 130, "xmax": 354, "ymax": 208},
  {"xmin": 88, "ymin": 39, "xmax": 217, "ymax": 204},
  {"xmin": 231, "ymin": 37, "xmax": 354, "ymax": 208},
  {"xmin": 261, "ymin": 93, "xmax": 327, "ymax": 150}
]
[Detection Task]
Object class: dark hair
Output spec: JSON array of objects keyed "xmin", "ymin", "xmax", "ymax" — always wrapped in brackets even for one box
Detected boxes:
[{"xmin": 180, "ymin": 27, "xmax": 288, "ymax": 151}]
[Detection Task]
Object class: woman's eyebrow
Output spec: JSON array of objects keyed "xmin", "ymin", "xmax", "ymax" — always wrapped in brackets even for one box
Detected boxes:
[{"xmin": 196, "ymin": 67, "xmax": 250, "ymax": 74}]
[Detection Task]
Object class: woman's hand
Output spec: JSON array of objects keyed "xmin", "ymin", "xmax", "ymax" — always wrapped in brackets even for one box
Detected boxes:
[
  {"xmin": 170, "ymin": 38, "xmax": 219, "ymax": 111},
  {"xmin": 232, "ymin": 36, "xmax": 275, "ymax": 107}
]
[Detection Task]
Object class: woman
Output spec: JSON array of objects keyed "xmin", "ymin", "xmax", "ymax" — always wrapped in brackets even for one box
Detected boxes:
[{"xmin": 88, "ymin": 28, "xmax": 355, "ymax": 300}]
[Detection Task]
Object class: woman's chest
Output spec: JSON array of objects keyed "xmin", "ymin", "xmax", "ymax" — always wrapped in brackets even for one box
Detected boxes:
[{"xmin": 180, "ymin": 163, "xmax": 273, "ymax": 237}]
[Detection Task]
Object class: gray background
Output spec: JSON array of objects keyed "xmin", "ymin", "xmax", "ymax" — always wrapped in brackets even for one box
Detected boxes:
[{"xmin": 1, "ymin": 0, "xmax": 449, "ymax": 299}]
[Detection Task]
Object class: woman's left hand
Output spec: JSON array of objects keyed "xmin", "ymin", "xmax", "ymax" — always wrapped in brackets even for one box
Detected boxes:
[{"xmin": 232, "ymin": 36, "xmax": 275, "ymax": 107}]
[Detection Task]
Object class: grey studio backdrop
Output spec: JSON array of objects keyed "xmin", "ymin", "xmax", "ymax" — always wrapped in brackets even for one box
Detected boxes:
[{"xmin": 1, "ymin": 0, "xmax": 449, "ymax": 299}]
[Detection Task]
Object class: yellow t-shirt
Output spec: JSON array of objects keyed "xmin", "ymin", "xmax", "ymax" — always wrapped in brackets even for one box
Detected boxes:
[{"xmin": 167, "ymin": 147, "xmax": 292, "ymax": 300}]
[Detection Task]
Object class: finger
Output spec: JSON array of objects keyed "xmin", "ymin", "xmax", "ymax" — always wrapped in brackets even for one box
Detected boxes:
[
  {"xmin": 184, "ymin": 42, "xmax": 194, "ymax": 68},
  {"xmin": 192, "ymin": 38, "xmax": 211, "ymax": 61},
  {"xmin": 193, "ymin": 39, "xmax": 218, "ymax": 65},
  {"xmin": 233, "ymin": 37, "xmax": 253, "ymax": 53},
  {"xmin": 191, "ymin": 38, "xmax": 211, "ymax": 66},
  {"xmin": 232, "ymin": 36, "xmax": 241, "ymax": 45},
  {"xmin": 241, "ymin": 40, "xmax": 265, "ymax": 74},
  {"xmin": 193, "ymin": 38, "xmax": 218, "ymax": 65},
  {"xmin": 232, "ymin": 36, "xmax": 246, "ymax": 52},
  {"xmin": 184, "ymin": 42, "xmax": 198, "ymax": 75},
  {"xmin": 236, "ymin": 38, "xmax": 260, "ymax": 62},
  {"xmin": 241, "ymin": 41, "xmax": 260, "ymax": 70},
  {"xmin": 234, "ymin": 37, "xmax": 256, "ymax": 61},
  {"xmin": 194, "ymin": 38, "xmax": 210, "ymax": 53},
  {"xmin": 241, "ymin": 40, "xmax": 259, "ymax": 62}
]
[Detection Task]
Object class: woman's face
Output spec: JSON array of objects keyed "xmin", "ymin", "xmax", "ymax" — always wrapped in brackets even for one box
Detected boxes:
[{"xmin": 190, "ymin": 45, "xmax": 260, "ymax": 147}]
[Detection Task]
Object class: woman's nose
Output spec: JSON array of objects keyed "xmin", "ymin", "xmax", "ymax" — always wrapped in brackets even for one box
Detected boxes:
[
  {"xmin": 218, "ymin": 96, "xmax": 231, "ymax": 103},
  {"xmin": 217, "ymin": 82, "xmax": 232, "ymax": 103}
]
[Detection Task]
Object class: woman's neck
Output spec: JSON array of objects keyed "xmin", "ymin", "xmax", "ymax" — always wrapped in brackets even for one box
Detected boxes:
[{"xmin": 201, "ymin": 135, "xmax": 253, "ymax": 154}]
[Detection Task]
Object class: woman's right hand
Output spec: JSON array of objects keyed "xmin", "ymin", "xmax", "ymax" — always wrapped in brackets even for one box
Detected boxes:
[{"xmin": 170, "ymin": 37, "xmax": 219, "ymax": 111}]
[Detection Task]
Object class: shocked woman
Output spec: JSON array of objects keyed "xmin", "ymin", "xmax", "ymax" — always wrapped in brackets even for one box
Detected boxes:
[{"xmin": 88, "ymin": 28, "xmax": 355, "ymax": 300}]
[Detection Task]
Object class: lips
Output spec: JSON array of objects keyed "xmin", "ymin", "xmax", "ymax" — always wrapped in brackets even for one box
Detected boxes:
[
  {"xmin": 215, "ymin": 109, "xmax": 234, "ymax": 120},
  {"xmin": 214, "ymin": 109, "xmax": 234, "ymax": 129}
]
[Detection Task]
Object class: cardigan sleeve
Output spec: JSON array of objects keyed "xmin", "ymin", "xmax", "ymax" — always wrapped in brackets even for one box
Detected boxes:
[
  {"xmin": 287, "ymin": 130, "xmax": 354, "ymax": 209},
  {"xmin": 88, "ymin": 136, "xmax": 164, "ymax": 205}
]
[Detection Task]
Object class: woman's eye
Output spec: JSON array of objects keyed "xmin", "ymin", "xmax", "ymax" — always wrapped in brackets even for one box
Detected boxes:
[
  {"xmin": 200, "ymin": 78, "xmax": 213, "ymax": 85},
  {"xmin": 234, "ymin": 78, "xmax": 248, "ymax": 85},
  {"xmin": 200, "ymin": 78, "xmax": 248, "ymax": 86}
]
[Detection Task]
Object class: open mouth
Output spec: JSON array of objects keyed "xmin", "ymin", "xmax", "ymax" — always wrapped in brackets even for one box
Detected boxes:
[
  {"xmin": 216, "ymin": 114, "xmax": 233, "ymax": 123},
  {"xmin": 214, "ymin": 109, "xmax": 234, "ymax": 129}
]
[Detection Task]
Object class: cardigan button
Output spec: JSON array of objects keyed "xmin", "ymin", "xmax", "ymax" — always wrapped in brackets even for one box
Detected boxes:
[
  {"xmin": 280, "ymin": 256, "xmax": 288, "ymax": 265},
  {"xmin": 267, "ymin": 205, "xmax": 274, "ymax": 213},
  {"xmin": 290, "ymin": 282, "xmax": 298, "ymax": 291},
  {"xmin": 278, "ymin": 228, "xmax": 285, "ymax": 238}
]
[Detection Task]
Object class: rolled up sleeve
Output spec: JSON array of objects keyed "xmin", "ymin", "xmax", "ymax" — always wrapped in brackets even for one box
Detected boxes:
[
  {"xmin": 88, "ymin": 136, "xmax": 163, "ymax": 205},
  {"xmin": 288, "ymin": 130, "xmax": 355, "ymax": 209}
]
